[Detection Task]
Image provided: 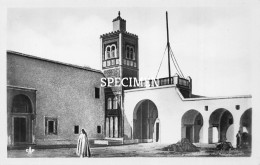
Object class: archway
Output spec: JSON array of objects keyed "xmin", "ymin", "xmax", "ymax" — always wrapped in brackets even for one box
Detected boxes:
[
  {"xmin": 12, "ymin": 94, "xmax": 33, "ymax": 144},
  {"xmin": 133, "ymin": 99, "xmax": 159, "ymax": 142},
  {"xmin": 240, "ymin": 109, "xmax": 252, "ymax": 134},
  {"xmin": 181, "ymin": 110, "xmax": 203, "ymax": 143},
  {"xmin": 239, "ymin": 108, "xmax": 252, "ymax": 147},
  {"xmin": 209, "ymin": 108, "xmax": 233, "ymax": 143}
]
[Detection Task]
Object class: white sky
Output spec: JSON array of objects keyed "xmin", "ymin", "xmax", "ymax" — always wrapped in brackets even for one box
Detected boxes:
[{"xmin": 5, "ymin": 3, "xmax": 256, "ymax": 97}]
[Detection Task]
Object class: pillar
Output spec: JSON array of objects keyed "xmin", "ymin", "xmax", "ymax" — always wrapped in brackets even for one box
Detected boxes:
[
  {"xmin": 201, "ymin": 115, "xmax": 209, "ymax": 143},
  {"xmin": 114, "ymin": 117, "xmax": 118, "ymax": 138},
  {"xmin": 232, "ymin": 117, "xmax": 240, "ymax": 147},
  {"xmin": 110, "ymin": 117, "xmax": 114, "ymax": 138},
  {"xmin": 106, "ymin": 117, "xmax": 109, "ymax": 137}
]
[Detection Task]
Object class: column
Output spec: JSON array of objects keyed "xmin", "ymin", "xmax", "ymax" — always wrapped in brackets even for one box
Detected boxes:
[
  {"xmin": 110, "ymin": 117, "xmax": 114, "ymax": 138},
  {"xmin": 201, "ymin": 115, "xmax": 210, "ymax": 144},
  {"xmin": 114, "ymin": 117, "xmax": 118, "ymax": 138},
  {"xmin": 232, "ymin": 117, "xmax": 240, "ymax": 147},
  {"xmin": 106, "ymin": 117, "xmax": 109, "ymax": 137}
]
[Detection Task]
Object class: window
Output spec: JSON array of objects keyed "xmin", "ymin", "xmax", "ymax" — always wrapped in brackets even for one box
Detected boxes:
[
  {"xmin": 45, "ymin": 117, "xmax": 57, "ymax": 135},
  {"xmin": 236, "ymin": 105, "xmax": 240, "ymax": 110},
  {"xmin": 97, "ymin": 126, "xmax": 101, "ymax": 134},
  {"xmin": 126, "ymin": 47, "xmax": 130, "ymax": 59},
  {"xmin": 106, "ymin": 47, "xmax": 110, "ymax": 59},
  {"xmin": 12, "ymin": 94, "xmax": 32, "ymax": 113},
  {"xmin": 107, "ymin": 97, "xmax": 112, "ymax": 109},
  {"xmin": 205, "ymin": 106, "xmax": 208, "ymax": 111},
  {"xmin": 74, "ymin": 125, "xmax": 79, "ymax": 134},
  {"xmin": 111, "ymin": 46, "xmax": 115, "ymax": 58},
  {"xmin": 113, "ymin": 97, "xmax": 118, "ymax": 109},
  {"xmin": 130, "ymin": 48, "xmax": 133, "ymax": 59},
  {"xmin": 95, "ymin": 87, "xmax": 100, "ymax": 98},
  {"xmin": 126, "ymin": 45, "xmax": 135, "ymax": 60},
  {"xmin": 105, "ymin": 44, "xmax": 117, "ymax": 59}
]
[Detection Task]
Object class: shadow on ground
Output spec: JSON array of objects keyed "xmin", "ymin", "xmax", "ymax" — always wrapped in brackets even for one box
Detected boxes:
[{"xmin": 7, "ymin": 143, "xmax": 251, "ymax": 158}]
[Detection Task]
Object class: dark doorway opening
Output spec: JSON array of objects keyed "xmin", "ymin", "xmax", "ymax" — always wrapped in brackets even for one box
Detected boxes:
[
  {"xmin": 156, "ymin": 123, "xmax": 159, "ymax": 142},
  {"xmin": 14, "ymin": 117, "xmax": 26, "ymax": 143},
  {"xmin": 133, "ymin": 99, "xmax": 158, "ymax": 142},
  {"xmin": 186, "ymin": 126, "xmax": 192, "ymax": 142}
]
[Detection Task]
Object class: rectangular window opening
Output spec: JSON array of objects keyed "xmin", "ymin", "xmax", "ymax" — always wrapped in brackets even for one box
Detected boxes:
[
  {"xmin": 97, "ymin": 126, "xmax": 101, "ymax": 134},
  {"xmin": 205, "ymin": 106, "xmax": 208, "ymax": 111},
  {"xmin": 95, "ymin": 87, "xmax": 100, "ymax": 98},
  {"xmin": 45, "ymin": 117, "xmax": 57, "ymax": 135},
  {"xmin": 74, "ymin": 125, "xmax": 79, "ymax": 134}
]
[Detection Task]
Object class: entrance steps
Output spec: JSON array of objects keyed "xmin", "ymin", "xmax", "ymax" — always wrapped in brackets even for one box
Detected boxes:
[{"xmin": 93, "ymin": 137, "xmax": 123, "ymax": 146}]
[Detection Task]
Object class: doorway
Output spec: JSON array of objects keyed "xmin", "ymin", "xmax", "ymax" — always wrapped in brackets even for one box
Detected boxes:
[
  {"xmin": 14, "ymin": 117, "xmax": 27, "ymax": 143},
  {"xmin": 186, "ymin": 126, "xmax": 192, "ymax": 142}
]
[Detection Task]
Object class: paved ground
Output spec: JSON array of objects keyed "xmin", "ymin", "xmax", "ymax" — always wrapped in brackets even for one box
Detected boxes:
[{"xmin": 7, "ymin": 143, "xmax": 251, "ymax": 158}]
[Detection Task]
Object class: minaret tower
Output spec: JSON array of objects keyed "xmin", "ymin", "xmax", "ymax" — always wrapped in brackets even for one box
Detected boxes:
[{"xmin": 100, "ymin": 12, "xmax": 139, "ymax": 138}]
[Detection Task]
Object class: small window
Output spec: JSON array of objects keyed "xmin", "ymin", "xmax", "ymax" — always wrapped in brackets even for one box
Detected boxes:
[
  {"xmin": 97, "ymin": 126, "xmax": 101, "ymax": 134},
  {"xmin": 130, "ymin": 48, "xmax": 134, "ymax": 59},
  {"xmin": 95, "ymin": 87, "xmax": 100, "ymax": 98},
  {"xmin": 45, "ymin": 117, "xmax": 58, "ymax": 135},
  {"xmin": 113, "ymin": 97, "xmax": 118, "ymax": 109},
  {"xmin": 205, "ymin": 106, "xmax": 208, "ymax": 111},
  {"xmin": 107, "ymin": 97, "xmax": 112, "ymax": 109},
  {"xmin": 111, "ymin": 46, "xmax": 115, "ymax": 58},
  {"xmin": 126, "ymin": 47, "xmax": 130, "ymax": 59},
  {"xmin": 74, "ymin": 125, "xmax": 79, "ymax": 134},
  {"xmin": 106, "ymin": 47, "xmax": 111, "ymax": 59},
  {"xmin": 236, "ymin": 105, "xmax": 240, "ymax": 110}
]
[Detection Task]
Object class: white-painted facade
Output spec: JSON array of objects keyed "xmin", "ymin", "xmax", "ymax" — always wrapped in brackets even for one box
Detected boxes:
[{"xmin": 123, "ymin": 84, "xmax": 251, "ymax": 146}]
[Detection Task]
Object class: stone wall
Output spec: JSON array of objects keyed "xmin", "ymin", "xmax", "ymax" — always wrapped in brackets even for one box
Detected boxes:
[{"xmin": 7, "ymin": 52, "xmax": 105, "ymax": 145}]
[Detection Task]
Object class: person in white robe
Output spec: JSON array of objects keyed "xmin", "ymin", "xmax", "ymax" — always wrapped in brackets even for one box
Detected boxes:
[{"xmin": 76, "ymin": 129, "xmax": 91, "ymax": 158}]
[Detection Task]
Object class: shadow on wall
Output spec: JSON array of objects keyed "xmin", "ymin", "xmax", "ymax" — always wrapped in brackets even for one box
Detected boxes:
[{"xmin": 123, "ymin": 112, "xmax": 133, "ymax": 140}]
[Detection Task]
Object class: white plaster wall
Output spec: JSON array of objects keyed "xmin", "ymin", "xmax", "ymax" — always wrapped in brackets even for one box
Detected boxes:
[{"xmin": 124, "ymin": 85, "xmax": 251, "ymax": 146}]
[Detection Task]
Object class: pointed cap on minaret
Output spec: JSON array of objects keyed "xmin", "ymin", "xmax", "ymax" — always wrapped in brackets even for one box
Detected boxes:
[{"xmin": 112, "ymin": 11, "xmax": 126, "ymax": 31}]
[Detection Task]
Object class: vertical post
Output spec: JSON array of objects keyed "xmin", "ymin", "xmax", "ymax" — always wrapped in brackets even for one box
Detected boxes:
[{"xmin": 166, "ymin": 11, "xmax": 171, "ymax": 83}]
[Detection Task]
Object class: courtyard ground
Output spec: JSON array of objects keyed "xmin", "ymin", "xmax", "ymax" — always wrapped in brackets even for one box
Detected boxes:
[{"xmin": 7, "ymin": 143, "xmax": 251, "ymax": 158}]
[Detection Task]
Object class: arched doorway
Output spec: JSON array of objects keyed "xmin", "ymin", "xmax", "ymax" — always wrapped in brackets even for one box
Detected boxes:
[
  {"xmin": 181, "ymin": 110, "xmax": 203, "ymax": 143},
  {"xmin": 240, "ymin": 109, "xmax": 252, "ymax": 134},
  {"xmin": 133, "ymin": 100, "xmax": 159, "ymax": 143},
  {"xmin": 12, "ymin": 94, "xmax": 33, "ymax": 144},
  {"xmin": 209, "ymin": 109, "xmax": 233, "ymax": 143},
  {"xmin": 239, "ymin": 108, "xmax": 252, "ymax": 147}
]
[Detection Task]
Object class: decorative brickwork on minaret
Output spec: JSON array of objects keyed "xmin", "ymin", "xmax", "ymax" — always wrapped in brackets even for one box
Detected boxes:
[{"xmin": 100, "ymin": 12, "xmax": 139, "ymax": 138}]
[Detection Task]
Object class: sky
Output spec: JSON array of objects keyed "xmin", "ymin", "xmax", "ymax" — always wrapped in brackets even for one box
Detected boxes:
[{"xmin": 6, "ymin": 5, "xmax": 254, "ymax": 97}]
